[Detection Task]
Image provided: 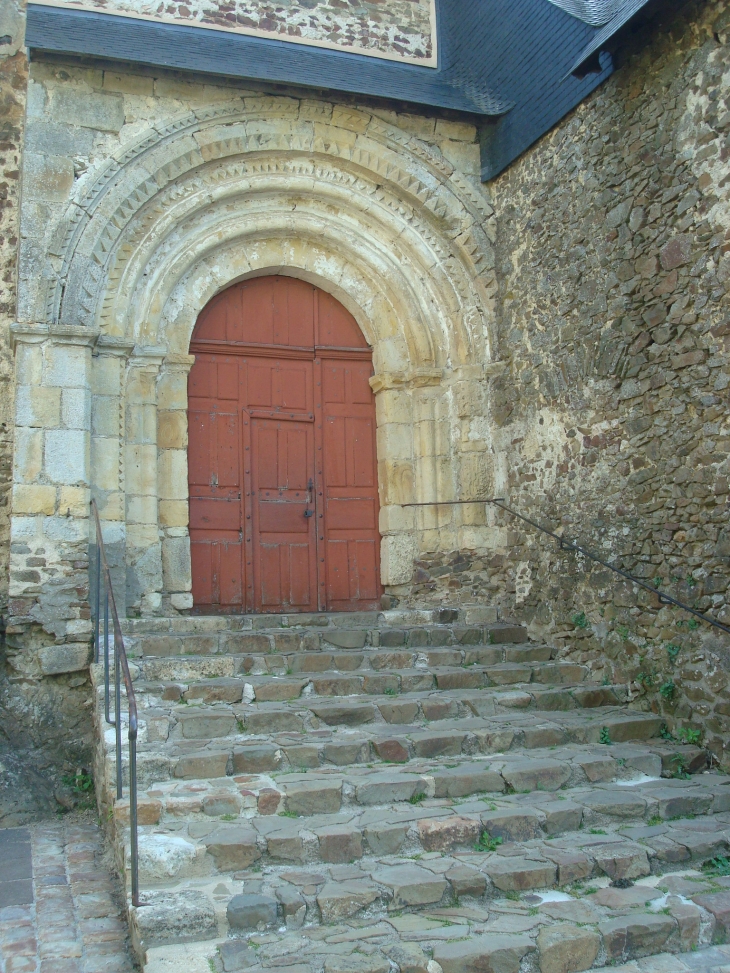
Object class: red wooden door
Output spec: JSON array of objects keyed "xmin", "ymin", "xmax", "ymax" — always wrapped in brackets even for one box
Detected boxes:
[{"xmin": 188, "ymin": 276, "xmax": 381, "ymax": 612}]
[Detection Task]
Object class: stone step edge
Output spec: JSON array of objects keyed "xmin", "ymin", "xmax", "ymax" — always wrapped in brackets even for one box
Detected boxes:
[
  {"xmin": 93, "ymin": 666, "xmax": 631, "ymax": 725},
  {"xmin": 122, "ymin": 737, "xmax": 709, "ymax": 802},
  {"xmin": 136, "ymin": 929, "xmax": 730, "ymax": 973},
  {"xmin": 130, "ymin": 896, "xmax": 730, "ymax": 973},
  {"xmin": 125, "ymin": 645, "xmax": 553, "ymax": 669},
  {"xmin": 103, "ymin": 743, "xmax": 711, "ymax": 831},
  {"xmin": 122, "ymin": 623, "xmax": 530, "ymax": 652},
  {"xmin": 98, "ymin": 707, "xmax": 666, "ymax": 780},
  {"xmin": 119, "ymin": 608, "xmax": 505, "ymax": 634},
  {"xmin": 120, "ymin": 821, "xmax": 730, "ymax": 949},
  {"xmin": 125, "ymin": 667, "xmax": 595, "ymax": 707},
  {"xmin": 112, "ymin": 768, "xmax": 727, "ymax": 874}
]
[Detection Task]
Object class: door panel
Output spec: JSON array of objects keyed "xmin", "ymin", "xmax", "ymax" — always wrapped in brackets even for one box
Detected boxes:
[
  {"xmin": 321, "ymin": 359, "xmax": 381, "ymax": 610},
  {"xmin": 190, "ymin": 539, "xmax": 243, "ymax": 607},
  {"xmin": 189, "ymin": 276, "xmax": 381, "ymax": 612},
  {"xmin": 247, "ymin": 358, "xmax": 313, "ymax": 413},
  {"xmin": 251, "ymin": 416, "xmax": 317, "ymax": 612},
  {"xmin": 188, "ymin": 353, "xmax": 245, "ymax": 609},
  {"xmin": 325, "ymin": 497, "xmax": 377, "ymax": 531}
]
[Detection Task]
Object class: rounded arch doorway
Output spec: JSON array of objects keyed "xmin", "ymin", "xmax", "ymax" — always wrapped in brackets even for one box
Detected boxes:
[{"xmin": 188, "ymin": 275, "xmax": 382, "ymax": 613}]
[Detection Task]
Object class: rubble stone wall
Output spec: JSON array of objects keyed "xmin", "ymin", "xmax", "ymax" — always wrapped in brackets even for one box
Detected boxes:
[
  {"xmin": 396, "ymin": 0, "xmax": 730, "ymax": 769},
  {"xmin": 47, "ymin": 0, "xmax": 436, "ymax": 63}
]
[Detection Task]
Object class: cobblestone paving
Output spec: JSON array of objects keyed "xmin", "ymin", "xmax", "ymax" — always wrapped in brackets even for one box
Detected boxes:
[{"xmin": 0, "ymin": 819, "xmax": 137, "ymax": 973}]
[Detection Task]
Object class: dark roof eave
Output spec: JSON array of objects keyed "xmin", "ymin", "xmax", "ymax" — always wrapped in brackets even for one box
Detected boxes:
[{"xmin": 567, "ymin": 0, "xmax": 654, "ymax": 76}]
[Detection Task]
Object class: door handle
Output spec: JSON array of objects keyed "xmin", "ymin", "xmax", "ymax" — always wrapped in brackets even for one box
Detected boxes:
[{"xmin": 304, "ymin": 509, "xmax": 314, "ymax": 518}]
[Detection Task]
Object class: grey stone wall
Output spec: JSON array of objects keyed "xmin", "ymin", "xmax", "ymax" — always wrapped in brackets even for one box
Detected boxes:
[
  {"xmin": 399, "ymin": 0, "xmax": 730, "ymax": 769},
  {"xmin": 56, "ymin": 0, "xmax": 435, "ymax": 62}
]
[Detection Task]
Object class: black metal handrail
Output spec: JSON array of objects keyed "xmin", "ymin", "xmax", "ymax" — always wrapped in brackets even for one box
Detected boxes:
[
  {"xmin": 90, "ymin": 499, "xmax": 143, "ymax": 906},
  {"xmin": 403, "ymin": 497, "xmax": 730, "ymax": 636}
]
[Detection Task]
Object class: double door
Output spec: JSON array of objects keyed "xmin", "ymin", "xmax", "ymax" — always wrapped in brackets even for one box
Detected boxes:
[{"xmin": 188, "ymin": 351, "xmax": 380, "ymax": 612}]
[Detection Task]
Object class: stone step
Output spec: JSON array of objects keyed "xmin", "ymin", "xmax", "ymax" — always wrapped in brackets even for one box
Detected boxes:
[
  {"xmin": 127, "ymin": 642, "xmax": 552, "ymax": 674},
  {"xmin": 123, "ymin": 622, "xmax": 527, "ymax": 657},
  {"xmin": 127, "ymin": 806, "xmax": 730, "ymax": 963},
  {"xmin": 130, "ymin": 643, "xmax": 552, "ymax": 682},
  {"xmin": 130, "ymin": 682, "xmax": 626, "ymax": 727},
  {"xmin": 120, "ymin": 607, "xmax": 500, "ymax": 637},
  {"xmin": 118, "ymin": 752, "xmax": 720, "ymax": 881},
  {"xmin": 125, "ymin": 740, "xmax": 709, "ymax": 812},
  {"xmin": 136, "ymin": 901, "xmax": 730, "ymax": 973},
  {"xmin": 102, "ymin": 707, "xmax": 670, "ymax": 787},
  {"xmin": 127, "ymin": 681, "xmax": 626, "ymax": 745},
  {"xmin": 127, "ymin": 661, "xmax": 588, "ymax": 708},
  {"xmin": 98, "ymin": 610, "xmax": 725, "ymax": 973}
]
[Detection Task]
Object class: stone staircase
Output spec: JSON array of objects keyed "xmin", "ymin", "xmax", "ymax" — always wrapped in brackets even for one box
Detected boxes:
[{"xmin": 92, "ymin": 608, "xmax": 730, "ymax": 973}]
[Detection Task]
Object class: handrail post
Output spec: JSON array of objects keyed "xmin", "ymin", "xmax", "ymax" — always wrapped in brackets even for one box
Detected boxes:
[
  {"xmin": 94, "ymin": 542, "xmax": 100, "ymax": 664},
  {"xmin": 90, "ymin": 499, "xmax": 144, "ymax": 908},
  {"xmin": 114, "ymin": 591, "xmax": 123, "ymax": 801},
  {"xmin": 129, "ymin": 731, "xmax": 140, "ymax": 907},
  {"xmin": 104, "ymin": 587, "xmax": 112, "ymax": 726}
]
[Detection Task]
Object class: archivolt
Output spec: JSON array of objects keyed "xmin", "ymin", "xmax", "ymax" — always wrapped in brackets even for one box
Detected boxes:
[{"xmin": 41, "ymin": 99, "xmax": 497, "ymax": 368}]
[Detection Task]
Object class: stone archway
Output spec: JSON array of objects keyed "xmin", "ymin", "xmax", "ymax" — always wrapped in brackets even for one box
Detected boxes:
[{"xmin": 10, "ymin": 98, "xmax": 499, "ymax": 619}]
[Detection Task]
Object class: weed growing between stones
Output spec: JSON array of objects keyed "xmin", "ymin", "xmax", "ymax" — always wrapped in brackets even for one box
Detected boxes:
[
  {"xmin": 703, "ymin": 856, "xmax": 730, "ymax": 877},
  {"xmin": 666, "ymin": 643, "xmax": 682, "ymax": 665},
  {"xmin": 677, "ymin": 727, "xmax": 703, "ymax": 745},
  {"xmin": 60, "ymin": 769, "xmax": 95, "ymax": 811},
  {"xmin": 475, "ymin": 832, "xmax": 503, "ymax": 852},
  {"xmin": 669, "ymin": 755, "xmax": 691, "ymax": 780},
  {"xmin": 600, "ymin": 727, "xmax": 612, "ymax": 745},
  {"xmin": 409, "ymin": 792, "xmax": 426, "ymax": 805},
  {"xmin": 660, "ymin": 680, "xmax": 676, "ymax": 700}
]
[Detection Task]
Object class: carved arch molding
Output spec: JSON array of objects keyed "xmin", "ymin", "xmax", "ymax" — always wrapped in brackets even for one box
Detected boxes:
[{"xmin": 15, "ymin": 98, "xmax": 499, "ymax": 610}]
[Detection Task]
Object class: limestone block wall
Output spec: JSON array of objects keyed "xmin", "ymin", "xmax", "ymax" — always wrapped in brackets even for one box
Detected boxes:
[
  {"xmin": 399, "ymin": 0, "xmax": 730, "ymax": 768},
  {"xmin": 0, "ymin": 0, "xmax": 26, "ymax": 617}
]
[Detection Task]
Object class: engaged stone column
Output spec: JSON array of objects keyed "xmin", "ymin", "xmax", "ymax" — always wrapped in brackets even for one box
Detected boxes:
[
  {"xmin": 91, "ymin": 335, "xmax": 134, "ymax": 609},
  {"xmin": 124, "ymin": 348, "xmax": 164, "ymax": 614},
  {"xmin": 158, "ymin": 354, "xmax": 195, "ymax": 611},
  {"xmin": 8, "ymin": 324, "xmax": 96, "ymax": 670}
]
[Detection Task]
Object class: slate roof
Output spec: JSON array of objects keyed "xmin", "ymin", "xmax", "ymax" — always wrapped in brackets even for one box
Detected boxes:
[{"xmin": 26, "ymin": 0, "xmax": 658, "ymax": 178}]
